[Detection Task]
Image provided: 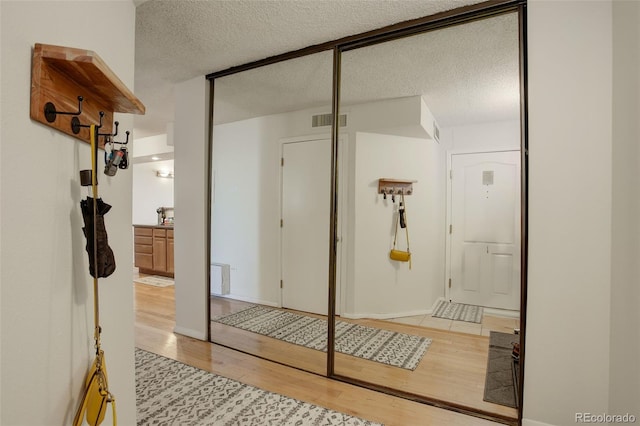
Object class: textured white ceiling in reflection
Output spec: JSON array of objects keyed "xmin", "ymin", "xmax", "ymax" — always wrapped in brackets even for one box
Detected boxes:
[
  {"xmin": 135, "ymin": 0, "xmax": 518, "ymax": 137},
  {"xmin": 214, "ymin": 12, "xmax": 519, "ymax": 127}
]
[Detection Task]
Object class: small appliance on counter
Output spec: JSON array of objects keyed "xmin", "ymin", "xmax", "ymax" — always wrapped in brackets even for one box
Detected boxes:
[{"xmin": 156, "ymin": 206, "xmax": 174, "ymax": 225}]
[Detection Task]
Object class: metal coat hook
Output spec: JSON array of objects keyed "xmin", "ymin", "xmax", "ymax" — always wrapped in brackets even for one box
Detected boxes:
[
  {"xmin": 44, "ymin": 96, "xmax": 83, "ymax": 123},
  {"xmin": 71, "ymin": 110, "xmax": 104, "ymax": 135},
  {"xmin": 103, "ymin": 128, "xmax": 131, "ymax": 175},
  {"xmin": 99, "ymin": 120, "xmax": 119, "ymax": 139},
  {"xmin": 111, "ymin": 130, "xmax": 130, "ymax": 145}
]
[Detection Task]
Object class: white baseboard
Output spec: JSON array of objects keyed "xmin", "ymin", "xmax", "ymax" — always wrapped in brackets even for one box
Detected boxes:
[
  {"xmin": 522, "ymin": 419, "xmax": 557, "ymax": 426},
  {"xmin": 484, "ymin": 307, "xmax": 520, "ymax": 318},
  {"xmin": 214, "ymin": 293, "xmax": 279, "ymax": 308},
  {"xmin": 341, "ymin": 309, "xmax": 431, "ymax": 320},
  {"xmin": 340, "ymin": 298, "xmax": 448, "ymax": 320},
  {"xmin": 173, "ymin": 326, "xmax": 207, "ymax": 341}
]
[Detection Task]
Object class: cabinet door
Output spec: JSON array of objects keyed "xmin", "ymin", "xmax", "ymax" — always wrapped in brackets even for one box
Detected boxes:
[
  {"xmin": 135, "ymin": 253, "xmax": 153, "ymax": 270},
  {"xmin": 153, "ymin": 237, "xmax": 167, "ymax": 272},
  {"xmin": 167, "ymin": 237, "xmax": 174, "ymax": 273}
]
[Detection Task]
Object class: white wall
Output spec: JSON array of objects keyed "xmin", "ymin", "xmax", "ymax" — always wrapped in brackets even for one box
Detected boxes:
[
  {"xmin": 0, "ymin": 1, "xmax": 137, "ymax": 425},
  {"xmin": 212, "ymin": 109, "xmax": 329, "ymax": 305},
  {"xmin": 132, "ymin": 133, "xmax": 174, "ymax": 158},
  {"xmin": 440, "ymin": 120, "xmax": 520, "ymax": 152},
  {"xmin": 350, "ymin": 132, "xmax": 445, "ymax": 317},
  {"xmin": 211, "ymin": 97, "xmax": 442, "ymax": 313},
  {"xmin": 173, "ymin": 76, "xmax": 210, "ymax": 340},
  {"xmin": 132, "ymin": 159, "xmax": 174, "ymax": 225},
  {"xmin": 610, "ymin": 0, "xmax": 640, "ymax": 415},
  {"xmin": 524, "ymin": 2, "xmax": 615, "ymax": 425}
]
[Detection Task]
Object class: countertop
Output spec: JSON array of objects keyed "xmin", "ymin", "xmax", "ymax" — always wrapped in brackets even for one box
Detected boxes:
[{"xmin": 133, "ymin": 224, "xmax": 174, "ymax": 229}]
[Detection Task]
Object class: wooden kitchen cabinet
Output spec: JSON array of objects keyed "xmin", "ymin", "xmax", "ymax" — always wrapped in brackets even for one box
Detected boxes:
[
  {"xmin": 152, "ymin": 228, "xmax": 167, "ymax": 272},
  {"xmin": 167, "ymin": 229, "xmax": 174, "ymax": 274},
  {"xmin": 134, "ymin": 227, "xmax": 153, "ymax": 270},
  {"xmin": 134, "ymin": 225, "xmax": 174, "ymax": 278}
]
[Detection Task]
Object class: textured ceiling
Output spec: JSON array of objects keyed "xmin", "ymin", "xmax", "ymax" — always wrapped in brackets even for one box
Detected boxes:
[{"xmin": 134, "ymin": 0, "xmax": 519, "ymax": 137}]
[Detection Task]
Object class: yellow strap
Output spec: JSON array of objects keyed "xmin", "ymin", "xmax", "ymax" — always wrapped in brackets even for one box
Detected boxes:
[
  {"xmin": 402, "ymin": 193, "xmax": 411, "ymax": 270},
  {"xmin": 75, "ymin": 126, "xmax": 116, "ymax": 426},
  {"xmin": 90, "ymin": 125, "xmax": 98, "ymax": 199},
  {"xmin": 393, "ymin": 194, "xmax": 411, "ymax": 253},
  {"xmin": 402, "ymin": 193, "xmax": 410, "ymax": 252},
  {"xmin": 392, "ymin": 204, "xmax": 399, "ymax": 249},
  {"xmin": 90, "ymin": 125, "xmax": 101, "ymax": 348},
  {"xmin": 111, "ymin": 399, "xmax": 117, "ymax": 426}
]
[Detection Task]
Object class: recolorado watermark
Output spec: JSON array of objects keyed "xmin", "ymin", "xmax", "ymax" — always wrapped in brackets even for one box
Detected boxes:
[{"xmin": 576, "ymin": 413, "xmax": 637, "ymax": 423}]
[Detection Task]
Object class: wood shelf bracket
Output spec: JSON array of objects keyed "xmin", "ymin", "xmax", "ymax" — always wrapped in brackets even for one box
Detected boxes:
[{"xmin": 30, "ymin": 43, "xmax": 145, "ymax": 148}]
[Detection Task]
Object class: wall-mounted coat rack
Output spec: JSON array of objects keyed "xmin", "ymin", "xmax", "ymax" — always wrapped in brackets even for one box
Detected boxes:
[
  {"xmin": 30, "ymin": 43, "xmax": 145, "ymax": 149},
  {"xmin": 378, "ymin": 178, "xmax": 417, "ymax": 199}
]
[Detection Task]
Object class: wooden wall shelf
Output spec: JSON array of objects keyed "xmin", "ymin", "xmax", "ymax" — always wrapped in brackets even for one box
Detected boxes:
[
  {"xmin": 378, "ymin": 178, "xmax": 417, "ymax": 196},
  {"xmin": 30, "ymin": 43, "xmax": 145, "ymax": 147}
]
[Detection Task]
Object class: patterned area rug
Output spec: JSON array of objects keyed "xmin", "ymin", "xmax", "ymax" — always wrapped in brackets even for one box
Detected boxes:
[
  {"xmin": 135, "ymin": 348, "xmax": 381, "ymax": 425},
  {"xmin": 432, "ymin": 300, "xmax": 483, "ymax": 323},
  {"xmin": 213, "ymin": 305, "xmax": 431, "ymax": 370},
  {"xmin": 483, "ymin": 331, "xmax": 519, "ymax": 408},
  {"xmin": 134, "ymin": 275, "xmax": 174, "ymax": 287}
]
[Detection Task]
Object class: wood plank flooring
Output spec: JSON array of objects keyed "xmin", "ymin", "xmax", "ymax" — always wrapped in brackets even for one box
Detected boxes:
[
  {"xmin": 135, "ymin": 283, "xmax": 514, "ymax": 425},
  {"xmin": 209, "ymin": 297, "xmax": 518, "ymax": 421}
]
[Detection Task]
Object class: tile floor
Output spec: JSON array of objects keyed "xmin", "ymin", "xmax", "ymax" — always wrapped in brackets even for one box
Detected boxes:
[{"xmin": 387, "ymin": 312, "xmax": 519, "ymax": 336}]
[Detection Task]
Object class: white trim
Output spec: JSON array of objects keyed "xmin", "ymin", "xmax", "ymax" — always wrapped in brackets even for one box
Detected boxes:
[
  {"xmin": 336, "ymin": 134, "xmax": 349, "ymax": 318},
  {"xmin": 484, "ymin": 307, "xmax": 520, "ymax": 318},
  {"xmin": 279, "ymin": 134, "xmax": 331, "ymax": 144},
  {"xmin": 215, "ymin": 293, "xmax": 279, "ymax": 307},
  {"xmin": 522, "ymin": 420, "xmax": 557, "ymax": 426},
  {"xmin": 173, "ymin": 326, "xmax": 207, "ymax": 341},
  {"xmin": 336, "ymin": 297, "xmax": 445, "ymax": 320},
  {"xmin": 341, "ymin": 309, "xmax": 431, "ymax": 320}
]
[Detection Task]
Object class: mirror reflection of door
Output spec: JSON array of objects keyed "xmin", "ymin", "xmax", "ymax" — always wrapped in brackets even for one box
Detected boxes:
[
  {"xmin": 449, "ymin": 151, "xmax": 521, "ymax": 311},
  {"xmin": 281, "ymin": 138, "xmax": 331, "ymax": 315},
  {"xmin": 333, "ymin": 11, "xmax": 522, "ymax": 421}
]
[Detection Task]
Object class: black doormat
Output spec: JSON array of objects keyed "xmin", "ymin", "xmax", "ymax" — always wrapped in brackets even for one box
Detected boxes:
[{"xmin": 483, "ymin": 331, "xmax": 520, "ymax": 408}]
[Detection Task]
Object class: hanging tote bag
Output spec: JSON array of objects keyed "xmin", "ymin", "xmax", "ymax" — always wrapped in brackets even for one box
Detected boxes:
[
  {"xmin": 389, "ymin": 193, "xmax": 411, "ymax": 268},
  {"xmin": 73, "ymin": 349, "xmax": 116, "ymax": 426}
]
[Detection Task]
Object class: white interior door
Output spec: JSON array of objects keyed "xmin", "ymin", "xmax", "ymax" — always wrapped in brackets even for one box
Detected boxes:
[
  {"xmin": 281, "ymin": 139, "xmax": 331, "ymax": 315},
  {"xmin": 449, "ymin": 151, "xmax": 521, "ymax": 310}
]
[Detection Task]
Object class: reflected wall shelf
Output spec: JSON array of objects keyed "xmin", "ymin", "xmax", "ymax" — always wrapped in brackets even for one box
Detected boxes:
[
  {"xmin": 378, "ymin": 178, "xmax": 417, "ymax": 196},
  {"xmin": 30, "ymin": 43, "xmax": 145, "ymax": 147}
]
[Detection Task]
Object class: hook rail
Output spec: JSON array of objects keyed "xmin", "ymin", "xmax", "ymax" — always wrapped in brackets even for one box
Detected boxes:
[{"xmin": 30, "ymin": 43, "xmax": 145, "ymax": 146}]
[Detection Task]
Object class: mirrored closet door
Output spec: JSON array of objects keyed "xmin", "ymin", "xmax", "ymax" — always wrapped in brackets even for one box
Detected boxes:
[
  {"xmin": 209, "ymin": 51, "xmax": 334, "ymax": 375},
  {"xmin": 207, "ymin": 1, "xmax": 526, "ymax": 423},
  {"xmin": 331, "ymin": 10, "xmax": 522, "ymax": 420}
]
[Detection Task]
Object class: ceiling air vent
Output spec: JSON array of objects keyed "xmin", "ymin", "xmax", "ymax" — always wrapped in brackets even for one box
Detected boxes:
[{"xmin": 311, "ymin": 113, "xmax": 347, "ymax": 128}]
